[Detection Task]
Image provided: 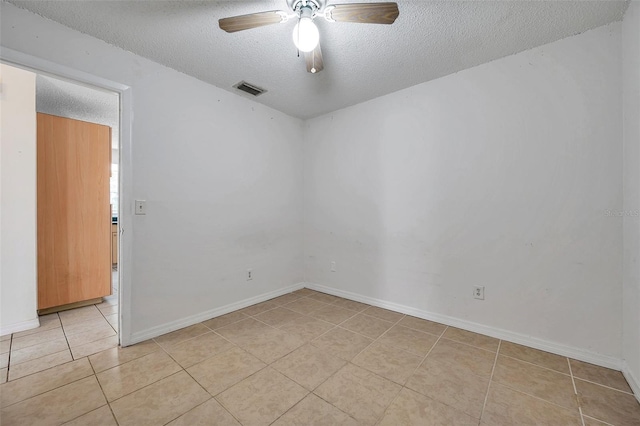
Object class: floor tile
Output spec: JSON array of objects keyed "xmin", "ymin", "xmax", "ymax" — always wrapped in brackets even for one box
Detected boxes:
[
  {"xmin": 217, "ymin": 368, "xmax": 308, "ymax": 426},
  {"xmin": 215, "ymin": 318, "xmax": 272, "ymax": 345},
  {"xmin": 11, "ymin": 327, "xmax": 65, "ymax": 351},
  {"xmin": 65, "ymin": 322, "xmax": 116, "ymax": 347},
  {"xmin": 8, "ymin": 349, "xmax": 72, "ymax": 381},
  {"xmin": 0, "ymin": 358, "xmax": 93, "ymax": 408},
  {"xmin": 104, "ymin": 313, "xmax": 118, "ymax": 330},
  {"xmin": 96, "ymin": 350, "xmax": 181, "ymax": 401},
  {"xmin": 426, "ymin": 337, "xmax": 496, "ymax": 377},
  {"xmin": 268, "ymin": 293, "xmax": 305, "ymax": 306},
  {"xmin": 576, "ymin": 378, "xmax": 640, "ymax": 426},
  {"xmin": 378, "ymin": 387, "xmax": 478, "ymax": 426},
  {"xmin": 110, "ymin": 371, "xmax": 210, "ymax": 426},
  {"xmin": 272, "ymin": 344, "xmax": 346, "ymax": 390},
  {"xmin": 70, "ymin": 335, "xmax": 119, "ymax": 359},
  {"xmin": 315, "ymin": 363, "xmax": 402, "ymax": 425},
  {"xmin": 362, "ymin": 306, "xmax": 404, "ymax": 323},
  {"xmin": 62, "ymin": 317, "xmax": 112, "ymax": 336},
  {"xmin": 234, "ymin": 326, "xmax": 305, "ymax": 363},
  {"xmin": 278, "ymin": 315, "xmax": 334, "ymax": 342},
  {"xmin": 97, "ymin": 304, "xmax": 118, "ymax": 315},
  {"xmin": 201, "ymin": 311, "xmax": 248, "ymax": 330},
  {"xmin": 307, "ymin": 292, "xmax": 340, "ymax": 304},
  {"xmin": 12, "ymin": 314, "xmax": 60, "ymax": 338},
  {"xmin": 406, "ymin": 355, "xmax": 489, "ymax": 418},
  {"xmin": 331, "ymin": 298, "xmax": 369, "ymax": 312},
  {"xmin": 492, "ymin": 355, "xmax": 578, "ymax": 410},
  {"xmin": 442, "ymin": 327, "xmax": 500, "ymax": 352},
  {"xmin": 88, "ymin": 340, "xmax": 160, "ymax": 373},
  {"xmin": 283, "ymin": 298, "xmax": 330, "ymax": 314},
  {"xmin": 187, "ymin": 346, "xmax": 265, "ymax": 396},
  {"xmin": 352, "ymin": 341, "xmax": 423, "ymax": 385},
  {"xmin": 377, "ymin": 325, "xmax": 438, "ymax": 356},
  {"xmin": 309, "ymin": 304, "xmax": 358, "ymax": 325},
  {"xmin": 63, "ymin": 404, "xmax": 117, "ymax": 425},
  {"xmin": 341, "ymin": 313, "xmax": 394, "ymax": 339},
  {"xmin": 272, "ymin": 393, "xmax": 359, "ymax": 426},
  {"xmin": 10, "ymin": 337, "xmax": 69, "ymax": 365},
  {"xmin": 153, "ymin": 323, "xmax": 210, "ymax": 348},
  {"xmin": 164, "ymin": 332, "xmax": 234, "ymax": 368},
  {"xmin": 481, "ymin": 383, "xmax": 582, "ymax": 425},
  {"xmin": 312, "ymin": 327, "xmax": 373, "ymax": 361},
  {"xmin": 570, "ymin": 359, "xmax": 633, "ymax": 393},
  {"xmin": 167, "ymin": 398, "xmax": 240, "ymax": 426},
  {"xmin": 239, "ymin": 301, "xmax": 278, "ymax": 316},
  {"xmin": 397, "ymin": 316, "xmax": 447, "ymax": 336},
  {"xmin": 254, "ymin": 307, "xmax": 303, "ymax": 327},
  {"xmin": 582, "ymin": 415, "xmax": 611, "ymax": 426},
  {"xmin": 0, "ymin": 376, "xmax": 106, "ymax": 426},
  {"xmin": 500, "ymin": 341, "xmax": 570, "ymax": 374},
  {"xmin": 58, "ymin": 306, "xmax": 103, "ymax": 326},
  {"xmin": 292, "ymin": 288, "xmax": 316, "ymax": 296}
]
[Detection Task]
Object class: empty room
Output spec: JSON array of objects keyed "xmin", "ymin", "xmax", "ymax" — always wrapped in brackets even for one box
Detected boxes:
[{"xmin": 0, "ymin": 0, "xmax": 639, "ymax": 425}]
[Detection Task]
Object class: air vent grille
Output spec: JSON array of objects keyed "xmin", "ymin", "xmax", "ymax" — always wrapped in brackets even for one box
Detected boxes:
[{"xmin": 234, "ymin": 81, "xmax": 267, "ymax": 96}]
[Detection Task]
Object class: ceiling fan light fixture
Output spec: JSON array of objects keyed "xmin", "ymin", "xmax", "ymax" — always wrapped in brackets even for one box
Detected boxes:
[{"xmin": 292, "ymin": 16, "xmax": 319, "ymax": 52}]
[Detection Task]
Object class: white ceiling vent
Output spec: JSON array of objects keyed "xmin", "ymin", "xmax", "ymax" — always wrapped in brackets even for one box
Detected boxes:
[{"xmin": 234, "ymin": 81, "xmax": 267, "ymax": 97}]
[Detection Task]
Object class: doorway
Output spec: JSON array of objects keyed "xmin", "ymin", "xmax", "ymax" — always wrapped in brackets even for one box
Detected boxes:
[{"xmin": 0, "ymin": 54, "xmax": 131, "ymax": 382}]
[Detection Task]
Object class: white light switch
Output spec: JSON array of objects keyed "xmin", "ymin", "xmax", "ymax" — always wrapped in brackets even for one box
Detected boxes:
[{"xmin": 135, "ymin": 200, "xmax": 146, "ymax": 215}]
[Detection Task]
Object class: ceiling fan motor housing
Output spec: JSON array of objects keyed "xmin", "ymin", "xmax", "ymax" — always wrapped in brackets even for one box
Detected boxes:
[{"xmin": 289, "ymin": 0, "xmax": 322, "ymax": 16}]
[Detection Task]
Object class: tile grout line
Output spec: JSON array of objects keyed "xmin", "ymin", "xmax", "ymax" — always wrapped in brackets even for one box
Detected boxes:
[
  {"xmin": 87, "ymin": 356, "xmax": 121, "ymax": 426},
  {"xmin": 497, "ymin": 352, "xmax": 573, "ymax": 377},
  {"xmin": 567, "ymin": 357, "xmax": 586, "ymax": 426},
  {"xmin": 491, "ymin": 377, "xmax": 589, "ymax": 414},
  {"xmin": 95, "ymin": 300, "xmax": 119, "ymax": 335},
  {"xmin": 479, "ymin": 339, "xmax": 501, "ymax": 423},
  {"xmin": 5, "ymin": 334, "xmax": 13, "ymax": 380},
  {"xmin": 374, "ymin": 326, "xmax": 448, "ymax": 426},
  {"xmin": 329, "ymin": 309, "xmax": 407, "ymax": 361},
  {"xmin": 582, "ymin": 414, "xmax": 616, "ymax": 426},
  {"xmin": 302, "ymin": 308, "xmax": 410, "ymax": 418},
  {"xmin": 572, "ymin": 375, "xmax": 636, "ymax": 396}
]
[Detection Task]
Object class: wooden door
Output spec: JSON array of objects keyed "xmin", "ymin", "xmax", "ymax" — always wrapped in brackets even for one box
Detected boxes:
[{"xmin": 37, "ymin": 113, "xmax": 112, "ymax": 309}]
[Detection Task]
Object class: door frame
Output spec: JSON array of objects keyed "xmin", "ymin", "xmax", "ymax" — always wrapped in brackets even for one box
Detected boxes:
[{"xmin": 1, "ymin": 47, "xmax": 133, "ymax": 346}]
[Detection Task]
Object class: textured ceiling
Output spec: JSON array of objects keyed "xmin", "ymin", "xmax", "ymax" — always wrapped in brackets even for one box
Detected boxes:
[
  {"xmin": 36, "ymin": 74, "xmax": 119, "ymax": 149},
  {"xmin": 8, "ymin": 0, "xmax": 629, "ymax": 119}
]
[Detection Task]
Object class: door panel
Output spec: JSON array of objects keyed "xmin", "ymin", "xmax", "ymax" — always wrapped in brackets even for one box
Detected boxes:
[{"xmin": 37, "ymin": 113, "xmax": 111, "ymax": 309}]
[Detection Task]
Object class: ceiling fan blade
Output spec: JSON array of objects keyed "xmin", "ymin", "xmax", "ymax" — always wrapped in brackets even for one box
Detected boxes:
[
  {"xmin": 326, "ymin": 2, "xmax": 399, "ymax": 24},
  {"xmin": 219, "ymin": 11, "xmax": 286, "ymax": 33},
  {"xmin": 305, "ymin": 44, "xmax": 324, "ymax": 74}
]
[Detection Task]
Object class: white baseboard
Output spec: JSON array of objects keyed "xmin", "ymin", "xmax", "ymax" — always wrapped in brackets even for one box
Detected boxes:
[
  {"xmin": 622, "ymin": 361, "xmax": 640, "ymax": 403},
  {"xmin": 0, "ymin": 317, "xmax": 40, "ymax": 336},
  {"xmin": 305, "ymin": 282, "xmax": 623, "ymax": 371},
  {"xmin": 127, "ymin": 282, "xmax": 305, "ymax": 346}
]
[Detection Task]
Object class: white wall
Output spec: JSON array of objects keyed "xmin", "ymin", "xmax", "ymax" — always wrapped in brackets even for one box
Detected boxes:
[
  {"xmin": 304, "ymin": 23, "xmax": 623, "ymax": 360},
  {"xmin": 622, "ymin": 1, "xmax": 640, "ymax": 391},
  {"xmin": 1, "ymin": 3, "xmax": 304, "ymax": 343},
  {"xmin": 0, "ymin": 64, "xmax": 39, "ymax": 335}
]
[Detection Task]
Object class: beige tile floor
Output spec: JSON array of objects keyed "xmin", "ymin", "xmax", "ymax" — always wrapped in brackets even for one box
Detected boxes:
[
  {"xmin": 1, "ymin": 269, "xmax": 119, "ymax": 383},
  {"xmin": 1, "ymin": 288, "xmax": 639, "ymax": 425}
]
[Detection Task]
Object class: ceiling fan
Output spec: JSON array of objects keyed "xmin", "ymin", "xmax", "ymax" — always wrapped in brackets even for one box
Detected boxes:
[{"xmin": 219, "ymin": 1, "xmax": 399, "ymax": 74}]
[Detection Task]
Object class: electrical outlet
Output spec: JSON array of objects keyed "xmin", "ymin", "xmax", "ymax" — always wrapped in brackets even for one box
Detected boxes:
[
  {"xmin": 247, "ymin": 269, "xmax": 253, "ymax": 281},
  {"xmin": 330, "ymin": 261, "xmax": 336, "ymax": 272},
  {"xmin": 473, "ymin": 286, "xmax": 485, "ymax": 300}
]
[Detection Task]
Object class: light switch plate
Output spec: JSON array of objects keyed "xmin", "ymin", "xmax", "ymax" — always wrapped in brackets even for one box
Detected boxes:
[{"xmin": 135, "ymin": 200, "xmax": 146, "ymax": 215}]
